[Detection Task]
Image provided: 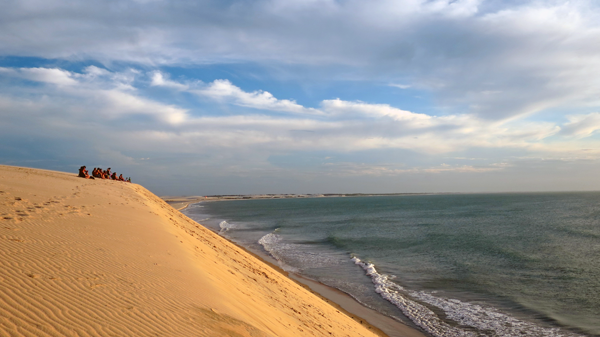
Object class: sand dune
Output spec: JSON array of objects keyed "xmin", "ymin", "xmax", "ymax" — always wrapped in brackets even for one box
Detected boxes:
[{"xmin": 0, "ymin": 165, "xmax": 387, "ymax": 336}]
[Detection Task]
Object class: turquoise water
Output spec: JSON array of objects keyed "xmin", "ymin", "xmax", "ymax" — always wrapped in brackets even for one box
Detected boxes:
[{"xmin": 183, "ymin": 193, "xmax": 600, "ymax": 336}]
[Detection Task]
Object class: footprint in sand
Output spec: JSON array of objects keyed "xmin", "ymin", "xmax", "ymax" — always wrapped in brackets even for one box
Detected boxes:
[{"xmin": 15, "ymin": 211, "xmax": 29, "ymax": 217}]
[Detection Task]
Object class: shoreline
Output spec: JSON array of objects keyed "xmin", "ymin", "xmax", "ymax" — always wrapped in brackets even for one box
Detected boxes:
[
  {"xmin": 165, "ymin": 197, "xmax": 427, "ymax": 337},
  {"xmin": 1, "ymin": 165, "xmax": 397, "ymax": 336},
  {"xmin": 166, "ymin": 196, "xmax": 600, "ymax": 337}
]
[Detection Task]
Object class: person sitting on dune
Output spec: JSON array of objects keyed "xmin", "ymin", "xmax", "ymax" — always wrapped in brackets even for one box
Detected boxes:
[
  {"xmin": 78, "ymin": 166, "xmax": 94, "ymax": 179},
  {"xmin": 85, "ymin": 167, "xmax": 131, "ymax": 181},
  {"xmin": 78, "ymin": 166, "xmax": 87, "ymax": 178}
]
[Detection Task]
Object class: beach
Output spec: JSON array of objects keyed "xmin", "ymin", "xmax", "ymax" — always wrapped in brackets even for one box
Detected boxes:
[{"xmin": 0, "ymin": 165, "xmax": 422, "ymax": 337}]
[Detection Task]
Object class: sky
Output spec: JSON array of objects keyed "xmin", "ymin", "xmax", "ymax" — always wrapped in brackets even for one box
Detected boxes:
[{"xmin": 2, "ymin": 0, "xmax": 600, "ymax": 195}]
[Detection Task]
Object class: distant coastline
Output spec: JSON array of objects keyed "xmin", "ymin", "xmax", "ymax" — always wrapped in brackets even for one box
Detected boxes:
[
  {"xmin": 162, "ymin": 193, "xmax": 433, "ymax": 209},
  {"xmin": 162, "ymin": 191, "xmax": 600, "ymax": 209}
]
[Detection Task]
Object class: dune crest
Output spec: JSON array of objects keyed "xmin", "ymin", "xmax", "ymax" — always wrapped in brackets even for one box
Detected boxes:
[{"xmin": 0, "ymin": 165, "xmax": 382, "ymax": 336}]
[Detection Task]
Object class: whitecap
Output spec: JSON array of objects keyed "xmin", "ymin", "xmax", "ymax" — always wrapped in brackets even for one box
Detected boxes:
[
  {"xmin": 351, "ymin": 257, "xmax": 582, "ymax": 337},
  {"xmin": 219, "ymin": 220, "xmax": 235, "ymax": 233}
]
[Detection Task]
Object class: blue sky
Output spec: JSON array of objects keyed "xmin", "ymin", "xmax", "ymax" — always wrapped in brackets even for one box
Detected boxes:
[{"xmin": 2, "ymin": 0, "xmax": 600, "ymax": 195}]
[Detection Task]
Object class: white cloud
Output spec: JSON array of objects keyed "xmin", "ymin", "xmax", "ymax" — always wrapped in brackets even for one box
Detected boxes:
[
  {"xmin": 559, "ymin": 113, "xmax": 600, "ymax": 138},
  {"xmin": 0, "ymin": 67, "xmax": 78, "ymax": 86},
  {"xmin": 0, "ymin": 66, "xmax": 188, "ymax": 125},
  {"xmin": 150, "ymin": 71, "xmax": 189, "ymax": 91},
  {"xmin": 147, "ymin": 75, "xmax": 325, "ymax": 115},
  {"xmin": 98, "ymin": 89, "xmax": 188, "ymax": 124},
  {"xmin": 195, "ymin": 79, "xmax": 322, "ymax": 115},
  {"xmin": 389, "ymin": 83, "xmax": 412, "ymax": 89},
  {"xmin": 80, "ymin": 65, "xmax": 111, "ymax": 79},
  {"xmin": 321, "ymin": 99, "xmax": 431, "ymax": 123},
  {"xmin": 422, "ymin": 0, "xmax": 482, "ymax": 18}
]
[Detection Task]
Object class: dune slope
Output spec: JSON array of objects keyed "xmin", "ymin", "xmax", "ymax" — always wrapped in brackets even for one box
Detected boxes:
[{"xmin": 0, "ymin": 165, "xmax": 382, "ymax": 337}]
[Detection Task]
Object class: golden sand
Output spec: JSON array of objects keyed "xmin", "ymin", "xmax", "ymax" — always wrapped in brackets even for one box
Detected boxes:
[{"xmin": 0, "ymin": 165, "xmax": 397, "ymax": 336}]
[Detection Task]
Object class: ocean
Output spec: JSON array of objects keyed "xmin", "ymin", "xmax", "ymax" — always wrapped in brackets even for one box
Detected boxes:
[{"xmin": 182, "ymin": 193, "xmax": 600, "ymax": 337}]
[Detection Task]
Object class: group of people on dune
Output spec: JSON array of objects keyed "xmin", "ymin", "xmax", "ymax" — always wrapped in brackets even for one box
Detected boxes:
[{"xmin": 78, "ymin": 166, "xmax": 131, "ymax": 183}]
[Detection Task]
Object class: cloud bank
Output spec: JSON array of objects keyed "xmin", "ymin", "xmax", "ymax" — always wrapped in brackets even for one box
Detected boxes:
[
  {"xmin": 3, "ymin": 0, "xmax": 600, "ymax": 121},
  {"xmin": 2, "ymin": 67, "xmax": 599, "ymax": 168},
  {"xmin": 3, "ymin": 0, "xmax": 600, "ymax": 193}
]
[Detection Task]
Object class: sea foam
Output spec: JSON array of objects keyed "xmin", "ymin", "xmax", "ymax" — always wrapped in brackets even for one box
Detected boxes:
[
  {"xmin": 219, "ymin": 220, "xmax": 235, "ymax": 233},
  {"xmin": 351, "ymin": 257, "xmax": 582, "ymax": 337},
  {"xmin": 258, "ymin": 232, "xmax": 300, "ymax": 272}
]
